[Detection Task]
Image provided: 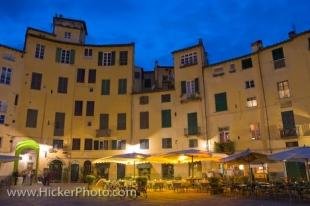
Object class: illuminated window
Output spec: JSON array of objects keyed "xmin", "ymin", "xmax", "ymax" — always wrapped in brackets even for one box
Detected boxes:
[
  {"xmin": 250, "ymin": 123, "xmax": 260, "ymax": 140},
  {"xmin": 277, "ymin": 80, "xmax": 291, "ymax": 98},
  {"xmin": 246, "ymin": 97, "xmax": 257, "ymax": 107}
]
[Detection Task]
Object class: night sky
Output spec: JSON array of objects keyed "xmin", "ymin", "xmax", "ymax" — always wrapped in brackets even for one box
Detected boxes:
[{"xmin": 0, "ymin": 0, "xmax": 309, "ymax": 69}]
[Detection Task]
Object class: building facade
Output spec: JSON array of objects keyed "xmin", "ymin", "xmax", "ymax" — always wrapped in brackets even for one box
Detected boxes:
[{"xmin": 0, "ymin": 16, "xmax": 309, "ymax": 181}]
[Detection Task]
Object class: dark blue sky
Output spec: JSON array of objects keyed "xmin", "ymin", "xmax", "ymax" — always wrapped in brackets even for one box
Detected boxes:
[{"xmin": 0, "ymin": 0, "xmax": 309, "ymax": 69}]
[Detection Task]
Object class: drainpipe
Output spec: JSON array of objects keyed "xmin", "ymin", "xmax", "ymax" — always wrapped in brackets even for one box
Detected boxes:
[
  {"xmin": 256, "ymin": 49, "xmax": 272, "ymax": 153},
  {"xmin": 200, "ymin": 44, "xmax": 209, "ymax": 152}
]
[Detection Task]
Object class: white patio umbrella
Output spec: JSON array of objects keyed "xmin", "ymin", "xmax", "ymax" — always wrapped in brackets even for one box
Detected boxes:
[{"xmin": 269, "ymin": 146, "xmax": 310, "ymax": 181}]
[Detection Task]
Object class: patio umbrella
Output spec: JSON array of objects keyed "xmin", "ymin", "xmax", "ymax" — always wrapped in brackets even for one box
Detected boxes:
[
  {"xmin": 148, "ymin": 149, "xmax": 226, "ymax": 178},
  {"xmin": 93, "ymin": 152, "xmax": 150, "ymax": 178},
  {"xmin": 220, "ymin": 149, "xmax": 269, "ymax": 183},
  {"xmin": 269, "ymin": 146, "xmax": 310, "ymax": 181}
]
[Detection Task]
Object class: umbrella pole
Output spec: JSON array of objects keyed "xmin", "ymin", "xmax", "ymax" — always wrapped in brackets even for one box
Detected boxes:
[
  {"xmin": 134, "ymin": 160, "xmax": 136, "ymax": 179},
  {"xmin": 306, "ymin": 159, "xmax": 309, "ymax": 182},
  {"xmin": 191, "ymin": 156, "xmax": 194, "ymax": 178},
  {"xmin": 283, "ymin": 161, "xmax": 288, "ymax": 182}
]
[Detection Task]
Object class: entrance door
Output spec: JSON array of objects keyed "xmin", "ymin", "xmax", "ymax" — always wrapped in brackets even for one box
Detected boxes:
[
  {"xmin": 117, "ymin": 163, "xmax": 126, "ymax": 179},
  {"xmin": 49, "ymin": 160, "xmax": 63, "ymax": 182},
  {"xmin": 286, "ymin": 161, "xmax": 307, "ymax": 181},
  {"xmin": 71, "ymin": 164, "xmax": 79, "ymax": 182},
  {"xmin": 83, "ymin": 160, "xmax": 92, "ymax": 180},
  {"xmin": 96, "ymin": 163, "xmax": 110, "ymax": 179}
]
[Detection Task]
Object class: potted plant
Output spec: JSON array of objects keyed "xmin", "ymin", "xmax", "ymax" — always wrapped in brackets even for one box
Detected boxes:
[{"xmin": 85, "ymin": 175, "xmax": 96, "ymax": 190}]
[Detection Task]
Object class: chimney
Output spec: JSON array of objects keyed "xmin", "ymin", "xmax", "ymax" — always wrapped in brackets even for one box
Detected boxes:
[
  {"xmin": 288, "ymin": 30, "xmax": 296, "ymax": 39},
  {"xmin": 154, "ymin": 60, "xmax": 159, "ymax": 68},
  {"xmin": 251, "ymin": 40, "xmax": 263, "ymax": 52},
  {"xmin": 198, "ymin": 38, "xmax": 203, "ymax": 45}
]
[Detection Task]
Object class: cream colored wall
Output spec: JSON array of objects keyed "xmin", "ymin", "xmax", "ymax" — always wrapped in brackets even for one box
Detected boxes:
[{"xmin": 0, "ymin": 47, "xmax": 24, "ymax": 154}]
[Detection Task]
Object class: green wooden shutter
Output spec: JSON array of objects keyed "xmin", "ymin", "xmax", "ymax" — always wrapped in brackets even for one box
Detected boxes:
[
  {"xmin": 55, "ymin": 48, "xmax": 61, "ymax": 63},
  {"xmin": 195, "ymin": 78, "xmax": 199, "ymax": 93},
  {"xmin": 162, "ymin": 110, "xmax": 171, "ymax": 128},
  {"xmin": 98, "ymin": 52, "xmax": 103, "ymax": 66},
  {"xmin": 215, "ymin": 92, "xmax": 228, "ymax": 112},
  {"xmin": 187, "ymin": 112, "xmax": 198, "ymax": 135},
  {"xmin": 181, "ymin": 81, "xmax": 186, "ymax": 94},
  {"xmin": 102, "ymin": 79, "xmax": 110, "ymax": 95},
  {"xmin": 70, "ymin": 49, "xmax": 75, "ymax": 64},
  {"xmin": 111, "ymin": 51, "xmax": 116, "ymax": 65}
]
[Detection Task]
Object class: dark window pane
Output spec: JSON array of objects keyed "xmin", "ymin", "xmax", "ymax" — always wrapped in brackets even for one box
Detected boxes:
[
  {"xmin": 118, "ymin": 79, "xmax": 127, "ymax": 94},
  {"xmin": 272, "ymin": 48, "xmax": 284, "ymax": 60},
  {"xmin": 162, "ymin": 138, "xmax": 172, "ymax": 149},
  {"xmin": 31, "ymin": 72, "xmax": 42, "ymax": 90},
  {"xmin": 215, "ymin": 92, "xmax": 228, "ymax": 112},
  {"xmin": 72, "ymin": 138, "xmax": 81, "ymax": 150},
  {"xmin": 140, "ymin": 112, "xmax": 149, "ymax": 129},
  {"xmin": 241, "ymin": 58, "xmax": 253, "ymax": 69},
  {"xmin": 53, "ymin": 139, "xmax": 63, "ymax": 149},
  {"xmin": 86, "ymin": 101, "xmax": 95, "ymax": 116},
  {"xmin": 99, "ymin": 113, "xmax": 109, "ymax": 129},
  {"xmin": 84, "ymin": 138, "xmax": 93, "ymax": 150},
  {"xmin": 26, "ymin": 109, "xmax": 38, "ymax": 128},
  {"xmin": 144, "ymin": 79, "xmax": 152, "ymax": 88},
  {"xmin": 161, "ymin": 94, "xmax": 171, "ymax": 103},
  {"xmin": 101, "ymin": 79, "xmax": 110, "ymax": 95},
  {"xmin": 74, "ymin": 101, "xmax": 83, "ymax": 116},
  {"xmin": 162, "ymin": 109, "xmax": 171, "ymax": 128},
  {"xmin": 77, "ymin": 68, "xmax": 85, "ymax": 83},
  {"xmin": 139, "ymin": 96, "xmax": 149, "ymax": 105},
  {"xmin": 88, "ymin": 69, "xmax": 96, "ymax": 83},
  {"xmin": 119, "ymin": 51, "xmax": 128, "ymax": 65},
  {"xmin": 57, "ymin": 77, "xmax": 68, "ymax": 93},
  {"xmin": 54, "ymin": 112, "xmax": 65, "ymax": 136},
  {"xmin": 187, "ymin": 112, "xmax": 198, "ymax": 135},
  {"xmin": 117, "ymin": 113, "xmax": 126, "ymax": 130}
]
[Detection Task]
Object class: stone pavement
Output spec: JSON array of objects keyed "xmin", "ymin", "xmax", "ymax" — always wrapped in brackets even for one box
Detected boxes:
[{"xmin": 0, "ymin": 183, "xmax": 309, "ymax": 206}]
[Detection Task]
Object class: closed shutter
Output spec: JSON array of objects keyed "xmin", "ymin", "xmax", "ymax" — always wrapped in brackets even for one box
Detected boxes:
[
  {"xmin": 54, "ymin": 112, "xmax": 65, "ymax": 136},
  {"xmin": 98, "ymin": 52, "xmax": 103, "ymax": 66},
  {"xmin": 215, "ymin": 92, "xmax": 228, "ymax": 112},
  {"xmin": 70, "ymin": 49, "xmax": 75, "ymax": 64},
  {"xmin": 195, "ymin": 78, "xmax": 199, "ymax": 93},
  {"xmin": 162, "ymin": 110, "xmax": 171, "ymax": 128},
  {"xmin": 181, "ymin": 81, "xmax": 186, "ymax": 94},
  {"xmin": 101, "ymin": 79, "xmax": 110, "ymax": 95},
  {"xmin": 187, "ymin": 112, "xmax": 198, "ymax": 135},
  {"xmin": 140, "ymin": 112, "xmax": 149, "ymax": 129},
  {"xmin": 111, "ymin": 51, "xmax": 115, "ymax": 65},
  {"xmin": 55, "ymin": 48, "xmax": 61, "ymax": 63},
  {"xmin": 100, "ymin": 114, "xmax": 109, "ymax": 129}
]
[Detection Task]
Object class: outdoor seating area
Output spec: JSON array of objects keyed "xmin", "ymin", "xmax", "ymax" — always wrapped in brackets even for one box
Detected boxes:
[{"xmin": 87, "ymin": 147, "xmax": 310, "ymax": 201}]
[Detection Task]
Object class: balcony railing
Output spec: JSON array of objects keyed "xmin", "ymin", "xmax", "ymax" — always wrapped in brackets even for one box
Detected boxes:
[
  {"xmin": 96, "ymin": 129, "xmax": 111, "ymax": 137},
  {"xmin": 274, "ymin": 58, "xmax": 286, "ymax": 69},
  {"xmin": 180, "ymin": 92, "xmax": 201, "ymax": 103},
  {"xmin": 184, "ymin": 127, "xmax": 201, "ymax": 136},
  {"xmin": 279, "ymin": 127, "xmax": 300, "ymax": 138}
]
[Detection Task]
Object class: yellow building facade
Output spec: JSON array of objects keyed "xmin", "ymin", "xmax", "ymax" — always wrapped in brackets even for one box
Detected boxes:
[{"xmin": 0, "ymin": 16, "xmax": 309, "ymax": 181}]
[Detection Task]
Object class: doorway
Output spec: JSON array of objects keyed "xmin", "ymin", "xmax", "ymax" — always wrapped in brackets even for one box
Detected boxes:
[{"xmin": 49, "ymin": 160, "xmax": 63, "ymax": 182}]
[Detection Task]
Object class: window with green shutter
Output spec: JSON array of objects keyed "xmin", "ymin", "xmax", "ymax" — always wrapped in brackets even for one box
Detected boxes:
[
  {"xmin": 181, "ymin": 81, "xmax": 186, "ymax": 94},
  {"xmin": 98, "ymin": 52, "xmax": 103, "ymax": 66},
  {"xmin": 118, "ymin": 79, "xmax": 127, "ymax": 94},
  {"xmin": 162, "ymin": 109, "xmax": 171, "ymax": 128},
  {"xmin": 187, "ymin": 112, "xmax": 198, "ymax": 135},
  {"xmin": 70, "ymin": 49, "xmax": 75, "ymax": 64},
  {"xmin": 117, "ymin": 113, "xmax": 126, "ymax": 130},
  {"xmin": 55, "ymin": 48, "xmax": 61, "ymax": 63},
  {"xmin": 101, "ymin": 79, "xmax": 110, "ymax": 95},
  {"xmin": 215, "ymin": 92, "xmax": 228, "ymax": 112}
]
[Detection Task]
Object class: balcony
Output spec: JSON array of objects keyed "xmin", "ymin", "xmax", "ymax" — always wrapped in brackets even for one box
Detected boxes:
[
  {"xmin": 180, "ymin": 92, "xmax": 201, "ymax": 103},
  {"xmin": 214, "ymin": 140, "xmax": 235, "ymax": 155},
  {"xmin": 96, "ymin": 129, "xmax": 111, "ymax": 137},
  {"xmin": 184, "ymin": 127, "xmax": 201, "ymax": 136},
  {"xmin": 279, "ymin": 127, "xmax": 300, "ymax": 139},
  {"xmin": 274, "ymin": 58, "xmax": 286, "ymax": 69}
]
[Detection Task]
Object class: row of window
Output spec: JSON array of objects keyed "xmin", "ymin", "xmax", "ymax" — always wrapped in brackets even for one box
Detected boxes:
[
  {"xmin": 139, "ymin": 94, "xmax": 171, "ymax": 105},
  {"xmin": 53, "ymin": 137, "xmax": 199, "ymax": 151},
  {"xmin": 212, "ymin": 47, "xmax": 286, "ymax": 76},
  {"xmin": 30, "ymin": 71, "xmax": 128, "ymax": 95},
  {"xmin": 35, "ymin": 44, "xmax": 128, "ymax": 66},
  {"xmin": 214, "ymin": 80, "xmax": 291, "ymax": 112}
]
